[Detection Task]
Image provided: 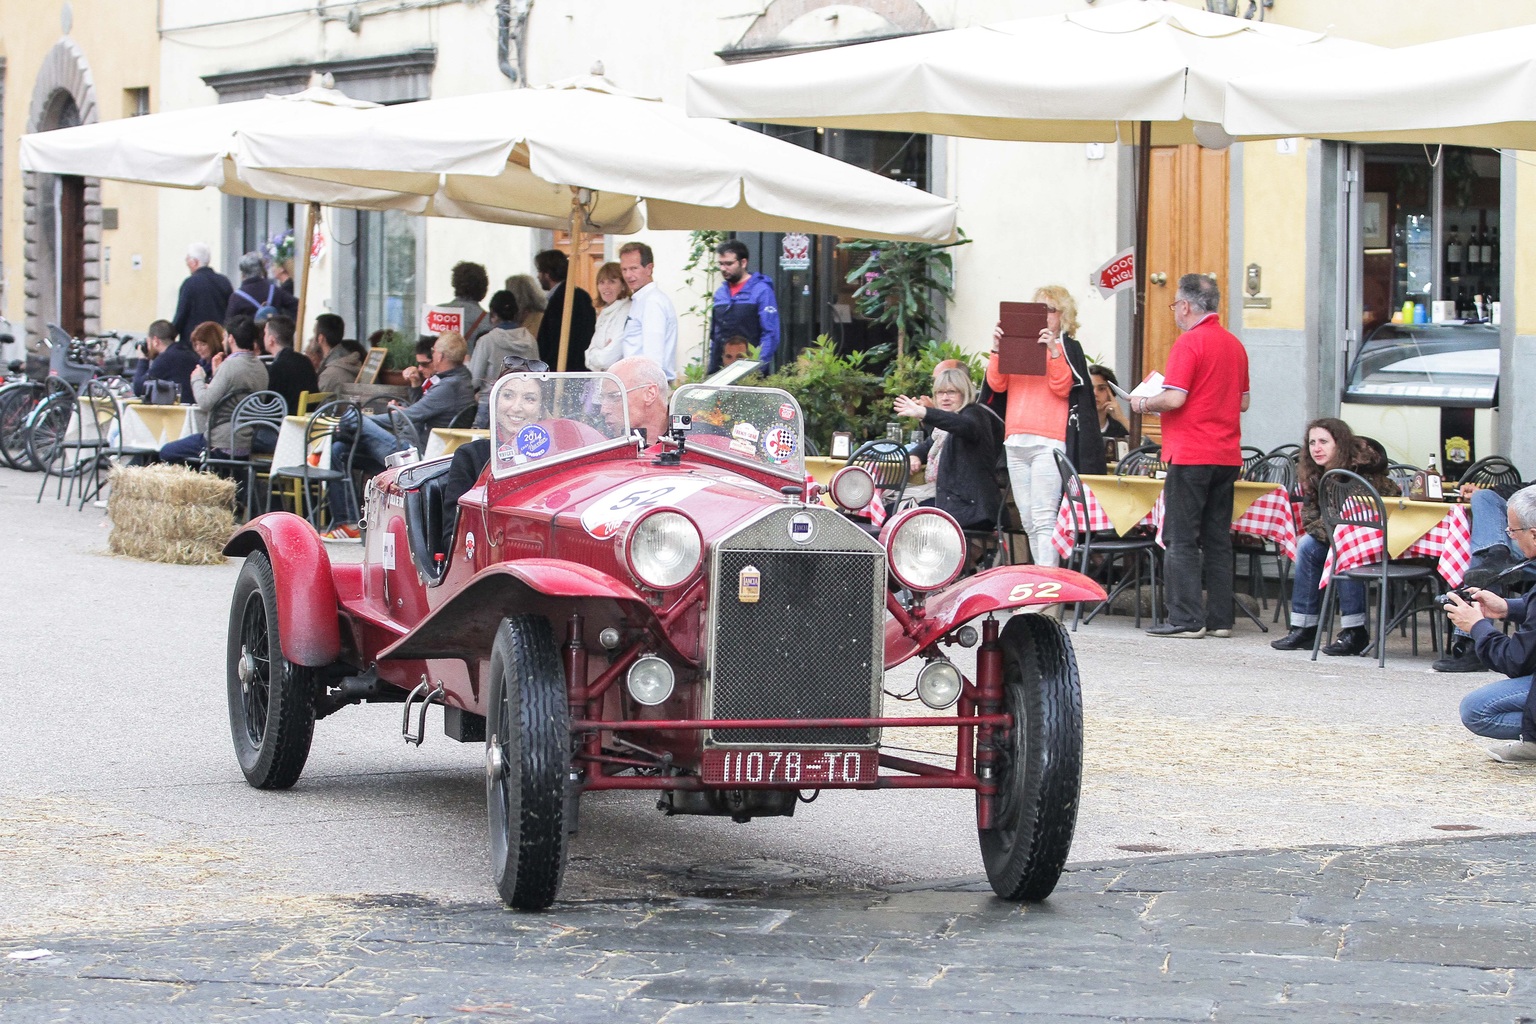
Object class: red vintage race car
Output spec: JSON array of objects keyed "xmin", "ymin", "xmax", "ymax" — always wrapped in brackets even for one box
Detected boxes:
[{"xmin": 224, "ymin": 372, "xmax": 1105, "ymax": 910}]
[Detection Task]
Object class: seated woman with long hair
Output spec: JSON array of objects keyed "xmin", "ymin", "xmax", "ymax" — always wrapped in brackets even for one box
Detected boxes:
[{"xmin": 1271, "ymin": 418, "xmax": 1400, "ymax": 656}]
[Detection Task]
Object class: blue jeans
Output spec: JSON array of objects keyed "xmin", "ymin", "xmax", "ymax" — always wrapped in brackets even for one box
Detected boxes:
[
  {"xmin": 1469, "ymin": 489, "xmax": 1519, "ymax": 560},
  {"xmin": 328, "ymin": 415, "xmax": 407, "ymax": 523},
  {"xmin": 1290, "ymin": 533, "xmax": 1366, "ymax": 629},
  {"xmin": 160, "ymin": 433, "xmax": 208, "ymax": 463},
  {"xmin": 1459, "ymin": 674, "xmax": 1532, "ymax": 739}
]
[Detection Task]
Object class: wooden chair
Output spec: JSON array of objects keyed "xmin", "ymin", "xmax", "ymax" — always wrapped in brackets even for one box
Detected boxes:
[
  {"xmin": 296, "ymin": 390, "xmax": 333, "ymax": 416},
  {"xmin": 1314, "ymin": 468, "xmax": 1444, "ymax": 668}
]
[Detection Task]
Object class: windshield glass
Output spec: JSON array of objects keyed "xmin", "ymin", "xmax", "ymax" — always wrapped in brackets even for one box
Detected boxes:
[
  {"xmin": 671, "ymin": 383, "xmax": 805, "ymax": 478},
  {"xmin": 488, "ymin": 372, "xmax": 630, "ymax": 478}
]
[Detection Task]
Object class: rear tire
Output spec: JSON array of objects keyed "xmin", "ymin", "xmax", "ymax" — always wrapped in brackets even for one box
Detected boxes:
[
  {"xmin": 227, "ymin": 551, "xmax": 317, "ymax": 789},
  {"xmin": 24, "ymin": 393, "xmax": 78, "ymax": 475},
  {"xmin": 486, "ymin": 615, "xmax": 570, "ymax": 910},
  {"xmin": 0, "ymin": 384, "xmax": 41, "ymax": 471},
  {"xmin": 978, "ymin": 613, "xmax": 1083, "ymax": 901}
]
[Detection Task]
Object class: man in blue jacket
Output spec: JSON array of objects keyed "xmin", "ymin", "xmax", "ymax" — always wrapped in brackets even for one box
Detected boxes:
[
  {"xmin": 132, "ymin": 319, "xmax": 199, "ymax": 403},
  {"xmin": 1449, "ymin": 484, "xmax": 1536, "ymax": 762},
  {"xmin": 707, "ymin": 240, "xmax": 780, "ymax": 374}
]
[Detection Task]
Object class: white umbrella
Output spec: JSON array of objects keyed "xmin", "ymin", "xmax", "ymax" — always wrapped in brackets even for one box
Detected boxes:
[
  {"xmin": 234, "ymin": 72, "xmax": 961, "ymax": 368},
  {"xmin": 686, "ymin": 1, "xmax": 1382, "ymax": 383},
  {"xmin": 1224, "ymin": 24, "xmax": 1536, "ymax": 148}
]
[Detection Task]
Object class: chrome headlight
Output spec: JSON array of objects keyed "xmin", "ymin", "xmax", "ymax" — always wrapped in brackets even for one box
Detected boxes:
[
  {"xmin": 829, "ymin": 465, "xmax": 875, "ymax": 512},
  {"xmin": 626, "ymin": 656, "xmax": 675, "ymax": 706},
  {"xmin": 916, "ymin": 658, "xmax": 963, "ymax": 710},
  {"xmin": 882, "ymin": 507, "xmax": 964, "ymax": 592},
  {"xmin": 624, "ymin": 509, "xmax": 703, "ymax": 590}
]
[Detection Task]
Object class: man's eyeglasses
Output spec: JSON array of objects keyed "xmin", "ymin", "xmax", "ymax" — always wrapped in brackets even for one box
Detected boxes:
[
  {"xmin": 598, "ymin": 384, "xmax": 649, "ymax": 404},
  {"xmin": 1505, "ymin": 526, "xmax": 1535, "ymax": 538},
  {"xmin": 500, "ymin": 356, "xmax": 550, "ymax": 374}
]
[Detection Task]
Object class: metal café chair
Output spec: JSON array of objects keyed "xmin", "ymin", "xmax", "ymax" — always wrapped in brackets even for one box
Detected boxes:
[
  {"xmin": 1116, "ymin": 444, "xmax": 1165, "ymax": 478},
  {"xmin": 1459, "ymin": 454, "xmax": 1521, "ymax": 490},
  {"xmin": 31, "ymin": 376, "xmax": 95, "ymax": 505},
  {"xmin": 1313, "ymin": 468, "xmax": 1443, "ymax": 668},
  {"xmin": 1053, "ymin": 449, "xmax": 1160, "ymax": 630},
  {"xmin": 201, "ymin": 390, "xmax": 287, "ymax": 521},
  {"xmin": 73, "ymin": 377, "xmax": 161, "ymax": 509},
  {"xmin": 1240, "ymin": 445, "xmax": 1266, "ymax": 476},
  {"xmin": 266, "ymin": 399, "xmax": 363, "ymax": 528},
  {"xmin": 848, "ymin": 439, "xmax": 910, "ymax": 522},
  {"xmin": 1241, "ymin": 452, "xmax": 1300, "ymax": 624},
  {"xmin": 448, "ymin": 404, "xmax": 478, "ymax": 429},
  {"xmin": 386, "ymin": 407, "xmax": 423, "ymax": 454}
]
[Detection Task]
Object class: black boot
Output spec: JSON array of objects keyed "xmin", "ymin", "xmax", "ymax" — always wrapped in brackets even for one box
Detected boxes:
[
  {"xmin": 1270, "ymin": 625, "xmax": 1317, "ymax": 651},
  {"xmin": 1322, "ymin": 626, "xmax": 1370, "ymax": 657},
  {"xmin": 1433, "ymin": 637, "xmax": 1488, "ymax": 673}
]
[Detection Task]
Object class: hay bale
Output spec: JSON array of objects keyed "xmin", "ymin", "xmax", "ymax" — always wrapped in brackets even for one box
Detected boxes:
[{"xmin": 106, "ymin": 465, "xmax": 237, "ymax": 565}]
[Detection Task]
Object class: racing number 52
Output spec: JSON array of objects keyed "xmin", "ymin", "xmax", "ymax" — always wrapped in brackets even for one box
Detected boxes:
[{"xmin": 1008, "ymin": 581, "xmax": 1062, "ymax": 602}]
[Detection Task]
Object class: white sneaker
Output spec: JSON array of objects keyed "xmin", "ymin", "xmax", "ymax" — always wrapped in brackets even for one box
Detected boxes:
[{"xmin": 1486, "ymin": 740, "xmax": 1536, "ymax": 763}]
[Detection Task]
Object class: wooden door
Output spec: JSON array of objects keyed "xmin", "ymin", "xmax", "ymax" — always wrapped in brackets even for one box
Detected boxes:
[
  {"xmin": 554, "ymin": 230, "xmax": 607, "ymax": 299},
  {"xmin": 58, "ymin": 175, "xmax": 87, "ymax": 339},
  {"xmin": 1139, "ymin": 145, "xmax": 1228, "ymax": 443}
]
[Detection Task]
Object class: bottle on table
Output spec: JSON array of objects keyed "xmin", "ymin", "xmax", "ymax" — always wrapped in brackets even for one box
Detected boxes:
[{"xmin": 1424, "ymin": 453, "xmax": 1443, "ymax": 500}]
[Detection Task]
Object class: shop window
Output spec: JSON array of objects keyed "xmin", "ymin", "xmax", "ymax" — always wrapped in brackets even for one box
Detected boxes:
[{"xmin": 357, "ymin": 208, "xmax": 419, "ymax": 341}]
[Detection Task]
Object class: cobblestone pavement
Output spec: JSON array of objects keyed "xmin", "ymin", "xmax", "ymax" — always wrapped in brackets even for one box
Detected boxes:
[
  {"xmin": 5, "ymin": 835, "xmax": 1536, "ymax": 1023},
  {"xmin": 5, "ymin": 464, "xmax": 1536, "ymax": 1021}
]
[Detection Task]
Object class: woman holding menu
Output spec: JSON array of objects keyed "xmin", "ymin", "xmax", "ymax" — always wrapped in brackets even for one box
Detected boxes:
[{"xmin": 985, "ymin": 285, "xmax": 1084, "ymax": 568}]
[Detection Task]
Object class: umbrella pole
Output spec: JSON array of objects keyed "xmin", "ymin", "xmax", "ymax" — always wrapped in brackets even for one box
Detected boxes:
[
  {"xmin": 295, "ymin": 201, "xmax": 319, "ymax": 343},
  {"xmin": 1130, "ymin": 120, "xmax": 1151, "ymax": 441},
  {"xmin": 556, "ymin": 193, "xmax": 582, "ymax": 372}
]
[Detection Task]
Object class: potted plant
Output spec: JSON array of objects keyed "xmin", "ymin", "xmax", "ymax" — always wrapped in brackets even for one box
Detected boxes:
[{"xmin": 376, "ymin": 329, "xmax": 417, "ymax": 386}]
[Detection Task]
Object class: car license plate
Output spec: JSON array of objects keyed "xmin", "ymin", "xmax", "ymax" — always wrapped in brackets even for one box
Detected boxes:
[{"xmin": 701, "ymin": 749, "xmax": 877, "ymax": 786}]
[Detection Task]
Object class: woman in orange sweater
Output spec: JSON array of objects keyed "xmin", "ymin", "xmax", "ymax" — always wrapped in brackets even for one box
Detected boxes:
[{"xmin": 985, "ymin": 286, "xmax": 1076, "ymax": 567}]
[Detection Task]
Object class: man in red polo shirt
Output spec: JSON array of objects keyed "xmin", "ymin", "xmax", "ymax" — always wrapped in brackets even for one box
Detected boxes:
[{"xmin": 1130, "ymin": 274, "xmax": 1250, "ymax": 638}]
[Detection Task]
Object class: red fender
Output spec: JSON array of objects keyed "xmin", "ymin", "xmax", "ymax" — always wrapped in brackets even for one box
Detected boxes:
[
  {"xmin": 883, "ymin": 565, "xmax": 1106, "ymax": 669},
  {"xmin": 224, "ymin": 512, "xmax": 344, "ymax": 667},
  {"xmin": 379, "ymin": 558, "xmax": 665, "ymax": 662}
]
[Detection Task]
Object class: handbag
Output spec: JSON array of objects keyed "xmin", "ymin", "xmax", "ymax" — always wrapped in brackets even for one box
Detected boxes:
[{"xmin": 146, "ymin": 379, "xmax": 180, "ymax": 406}]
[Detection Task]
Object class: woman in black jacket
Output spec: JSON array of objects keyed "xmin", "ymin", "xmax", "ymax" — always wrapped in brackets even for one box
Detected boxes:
[{"xmin": 894, "ymin": 366, "xmax": 1004, "ymax": 530}]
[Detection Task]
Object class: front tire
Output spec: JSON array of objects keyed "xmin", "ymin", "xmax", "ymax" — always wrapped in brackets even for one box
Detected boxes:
[
  {"xmin": 978, "ymin": 613, "xmax": 1084, "ymax": 901},
  {"xmin": 486, "ymin": 615, "xmax": 570, "ymax": 910},
  {"xmin": 227, "ymin": 551, "xmax": 317, "ymax": 789},
  {"xmin": 0, "ymin": 384, "xmax": 41, "ymax": 471}
]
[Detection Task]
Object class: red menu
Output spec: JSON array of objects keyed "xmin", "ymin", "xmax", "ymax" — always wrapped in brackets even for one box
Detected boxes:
[{"xmin": 997, "ymin": 301, "xmax": 1050, "ymax": 376}]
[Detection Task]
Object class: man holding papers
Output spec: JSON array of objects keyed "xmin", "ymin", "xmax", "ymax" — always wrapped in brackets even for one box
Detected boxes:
[{"xmin": 1129, "ymin": 275, "xmax": 1250, "ymax": 639}]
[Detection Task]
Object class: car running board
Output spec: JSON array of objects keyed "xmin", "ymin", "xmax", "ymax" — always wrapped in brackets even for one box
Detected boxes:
[{"xmin": 401, "ymin": 677, "xmax": 446, "ymax": 746}]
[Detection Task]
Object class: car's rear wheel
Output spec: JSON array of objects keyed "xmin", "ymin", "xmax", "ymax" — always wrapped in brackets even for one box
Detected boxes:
[
  {"xmin": 227, "ymin": 551, "xmax": 317, "ymax": 789},
  {"xmin": 978, "ymin": 613, "xmax": 1083, "ymax": 901},
  {"xmin": 486, "ymin": 614, "xmax": 570, "ymax": 910}
]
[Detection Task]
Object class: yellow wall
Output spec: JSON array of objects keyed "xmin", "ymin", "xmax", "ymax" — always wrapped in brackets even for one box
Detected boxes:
[
  {"xmin": 1, "ymin": 0, "xmax": 161, "ymax": 335},
  {"xmin": 1240, "ymin": 137, "xmax": 1311, "ymax": 331}
]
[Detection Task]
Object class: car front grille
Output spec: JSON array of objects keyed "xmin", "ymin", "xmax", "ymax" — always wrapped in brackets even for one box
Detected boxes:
[{"xmin": 706, "ymin": 507, "xmax": 885, "ymax": 747}]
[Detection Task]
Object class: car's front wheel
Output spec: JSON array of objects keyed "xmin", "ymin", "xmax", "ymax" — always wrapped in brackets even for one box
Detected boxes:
[
  {"xmin": 227, "ymin": 551, "xmax": 317, "ymax": 789},
  {"xmin": 978, "ymin": 613, "xmax": 1083, "ymax": 901},
  {"xmin": 486, "ymin": 615, "xmax": 570, "ymax": 910}
]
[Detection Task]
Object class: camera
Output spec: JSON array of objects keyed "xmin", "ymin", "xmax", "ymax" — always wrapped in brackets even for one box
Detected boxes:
[{"xmin": 1434, "ymin": 587, "xmax": 1477, "ymax": 607}]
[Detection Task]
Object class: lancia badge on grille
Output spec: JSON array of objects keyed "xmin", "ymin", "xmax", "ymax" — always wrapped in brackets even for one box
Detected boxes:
[
  {"xmin": 738, "ymin": 564, "xmax": 761, "ymax": 603},
  {"xmin": 788, "ymin": 512, "xmax": 815, "ymax": 544}
]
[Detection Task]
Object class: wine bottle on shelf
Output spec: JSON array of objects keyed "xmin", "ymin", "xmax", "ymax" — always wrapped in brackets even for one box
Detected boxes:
[
  {"xmin": 1487, "ymin": 226, "xmax": 1499, "ymax": 267},
  {"xmin": 1468, "ymin": 223, "xmax": 1483, "ymax": 266},
  {"xmin": 1446, "ymin": 226, "xmax": 1463, "ymax": 267}
]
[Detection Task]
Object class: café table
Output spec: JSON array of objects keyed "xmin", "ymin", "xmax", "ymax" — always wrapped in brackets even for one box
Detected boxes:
[
  {"xmin": 271, "ymin": 414, "xmax": 332, "ymax": 473},
  {"xmin": 1053, "ymin": 475, "xmax": 1297, "ymax": 560},
  {"xmin": 1320, "ymin": 497, "xmax": 1471, "ymax": 588},
  {"xmin": 425, "ymin": 427, "xmax": 488, "ymax": 460},
  {"xmin": 119, "ymin": 403, "xmax": 198, "ymax": 449}
]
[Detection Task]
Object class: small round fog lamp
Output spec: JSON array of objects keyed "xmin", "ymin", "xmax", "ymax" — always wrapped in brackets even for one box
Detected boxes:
[
  {"xmin": 916, "ymin": 659, "xmax": 963, "ymax": 710},
  {"xmin": 626, "ymin": 656, "xmax": 675, "ymax": 706}
]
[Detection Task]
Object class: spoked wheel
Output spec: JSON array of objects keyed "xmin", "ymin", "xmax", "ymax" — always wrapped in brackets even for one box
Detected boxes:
[
  {"xmin": 486, "ymin": 615, "xmax": 571, "ymax": 911},
  {"xmin": 0, "ymin": 384, "xmax": 42, "ymax": 470},
  {"xmin": 978, "ymin": 613, "xmax": 1084, "ymax": 902},
  {"xmin": 24, "ymin": 394, "xmax": 82, "ymax": 476},
  {"xmin": 227, "ymin": 551, "xmax": 316, "ymax": 789}
]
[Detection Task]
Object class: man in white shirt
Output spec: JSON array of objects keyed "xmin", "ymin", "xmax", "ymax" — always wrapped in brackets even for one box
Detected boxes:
[{"xmin": 617, "ymin": 241, "xmax": 678, "ymax": 381}]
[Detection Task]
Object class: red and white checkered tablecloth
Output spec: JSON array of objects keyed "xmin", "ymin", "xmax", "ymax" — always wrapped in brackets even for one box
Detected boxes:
[
  {"xmin": 1053, "ymin": 483, "xmax": 1296, "ymax": 560},
  {"xmin": 1320, "ymin": 503, "xmax": 1470, "ymax": 588}
]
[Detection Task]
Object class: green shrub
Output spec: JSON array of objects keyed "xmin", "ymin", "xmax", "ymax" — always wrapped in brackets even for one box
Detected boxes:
[
  {"xmin": 756, "ymin": 335, "xmax": 890, "ymax": 453},
  {"xmin": 375, "ymin": 329, "xmax": 417, "ymax": 371}
]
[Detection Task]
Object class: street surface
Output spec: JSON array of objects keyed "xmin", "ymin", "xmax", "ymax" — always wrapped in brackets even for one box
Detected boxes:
[{"xmin": 2, "ymin": 463, "xmax": 1534, "ymax": 1020}]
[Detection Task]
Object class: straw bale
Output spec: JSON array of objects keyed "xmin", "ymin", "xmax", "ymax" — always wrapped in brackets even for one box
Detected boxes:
[{"xmin": 106, "ymin": 465, "xmax": 237, "ymax": 565}]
